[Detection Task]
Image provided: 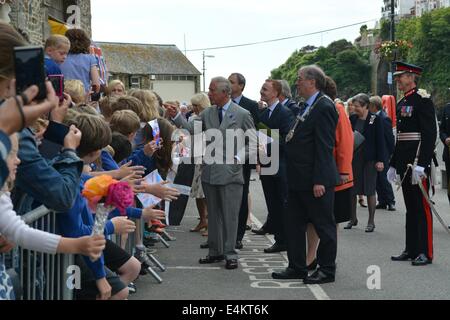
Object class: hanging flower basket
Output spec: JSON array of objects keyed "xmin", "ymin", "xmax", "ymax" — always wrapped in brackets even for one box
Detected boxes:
[{"xmin": 374, "ymin": 40, "xmax": 413, "ymax": 61}]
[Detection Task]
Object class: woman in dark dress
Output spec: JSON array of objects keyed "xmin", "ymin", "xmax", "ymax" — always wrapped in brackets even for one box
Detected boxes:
[{"xmin": 345, "ymin": 94, "xmax": 386, "ymax": 232}]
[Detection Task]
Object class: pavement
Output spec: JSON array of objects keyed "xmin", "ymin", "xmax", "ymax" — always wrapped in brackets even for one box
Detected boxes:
[{"xmin": 131, "ymin": 170, "xmax": 450, "ymax": 301}]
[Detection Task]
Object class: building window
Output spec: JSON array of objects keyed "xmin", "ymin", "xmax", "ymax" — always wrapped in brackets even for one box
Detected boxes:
[
  {"xmin": 154, "ymin": 74, "xmax": 196, "ymax": 81},
  {"xmin": 130, "ymin": 76, "xmax": 141, "ymax": 89}
]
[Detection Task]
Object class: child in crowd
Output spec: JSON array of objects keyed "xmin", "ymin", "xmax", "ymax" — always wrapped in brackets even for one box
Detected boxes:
[
  {"xmin": 65, "ymin": 79, "xmax": 86, "ymax": 105},
  {"xmin": 110, "ymin": 110, "xmax": 141, "ymax": 143},
  {"xmin": 110, "ymin": 132, "xmax": 132, "ymax": 164},
  {"xmin": 65, "ymin": 114, "xmax": 166, "ymax": 299},
  {"xmin": 111, "ymin": 96, "xmax": 145, "ymax": 123},
  {"xmin": 129, "ymin": 90, "xmax": 160, "ymax": 148},
  {"xmin": 99, "ymin": 96, "xmax": 117, "ymax": 122},
  {"xmin": 109, "ymin": 96, "xmax": 158, "ymax": 173},
  {"xmin": 59, "ymin": 114, "xmax": 138, "ymax": 300},
  {"xmin": 44, "ymin": 35, "xmax": 70, "ymax": 76},
  {"xmin": 0, "ymin": 134, "xmax": 106, "ymax": 300}
]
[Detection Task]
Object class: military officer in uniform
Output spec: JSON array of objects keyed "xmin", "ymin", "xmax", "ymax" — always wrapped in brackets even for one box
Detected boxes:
[{"xmin": 388, "ymin": 62, "xmax": 437, "ymax": 266}]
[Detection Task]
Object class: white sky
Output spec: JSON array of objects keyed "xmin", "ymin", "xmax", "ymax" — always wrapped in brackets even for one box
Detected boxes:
[{"xmin": 91, "ymin": 0, "xmax": 382, "ymax": 102}]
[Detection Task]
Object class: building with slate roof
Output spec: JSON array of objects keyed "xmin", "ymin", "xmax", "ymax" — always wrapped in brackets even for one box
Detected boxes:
[{"xmin": 97, "ymin": 41, "xmax": 202, "ymax": 103}]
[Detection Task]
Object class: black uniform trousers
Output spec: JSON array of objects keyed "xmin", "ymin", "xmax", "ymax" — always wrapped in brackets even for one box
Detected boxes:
[
  {"xmin": 260, "ymin": 166, "xmax": 288, "ymax": 245},
  {"xmin": 236, "ymin": 164, "xmax": 252, "ymax": 242},
  {"xmin": 285, "ymin": 187, "xmax": 337, "ymax": 276},
  {"xmin": 376, "ymin": 160, "xmax": 396, "ymax": 206},
  {"xmin": 401, "ymin": 171, "xmax": 434, "ymax": 260}
]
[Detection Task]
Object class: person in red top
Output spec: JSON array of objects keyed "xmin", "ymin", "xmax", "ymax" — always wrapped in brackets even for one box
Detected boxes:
[{"xmin": 306, "ymin": 76, "xmax": 354, "ymax": 270}]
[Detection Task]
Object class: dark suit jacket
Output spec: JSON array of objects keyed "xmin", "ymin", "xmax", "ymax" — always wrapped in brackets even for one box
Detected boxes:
[
  {"xmin": 350, "ymin": 112, "xmax": 387, "ymax": 163},
  {"xmin": 259, "ymin": 103, "xmax": 295, "ymax": 174},
  {"xmin": 440, "ymin": 103, "xmax": 450, "ymax": 162},
  {"xmin": 286, "ymin": 92, "xmax": 339, "ymax": 191},
  {"xmin": 238, "ymin": 96, "xmax": 260, "ymax": 127},
  {"xmin": 379, "ymin": 110, "xmax": 395, "ymax": 160},
  {"xmin": 284, "ymin": 99, "xmax": 301, "ymax": 117}
]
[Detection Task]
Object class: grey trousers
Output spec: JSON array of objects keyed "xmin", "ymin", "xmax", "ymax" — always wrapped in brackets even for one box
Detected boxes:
[{"xmin": 202, "ymin": 182, "xmax": 243, "ymax": 260}]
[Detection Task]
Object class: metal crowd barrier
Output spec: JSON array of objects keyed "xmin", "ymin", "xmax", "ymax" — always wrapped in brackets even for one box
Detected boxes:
[
  {"xmin": 15, "ymin": 206, "xmax": 73, "ymax": 300},
  {"xmin": 15, "ymin": 207, "xmax": 168, "ymax": 299}
]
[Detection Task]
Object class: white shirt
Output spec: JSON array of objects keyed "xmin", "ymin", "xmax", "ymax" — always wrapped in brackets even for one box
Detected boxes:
[
  {"xmin": 303, "ymin": 91, "xmax": 320, "ymax": 116},
  {"xmin": 0, "ymin": 192, "xmax": 60, "ymax": 254},
  {"xmin": 218, "ymin": 99, "xmax": 232, "ymax": 119},
  {"xmin": 232, "ymin": 95, "xmax": 243, "ymax": 105},
  {"xmin": 268, "ymin": 100, "xmax": 280, "ymax": 118}
]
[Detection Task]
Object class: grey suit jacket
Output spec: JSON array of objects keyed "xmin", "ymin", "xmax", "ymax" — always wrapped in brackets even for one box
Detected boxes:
[{"xmin": 173, "ymin": 101, "xmax": 256, "ymax": 186}]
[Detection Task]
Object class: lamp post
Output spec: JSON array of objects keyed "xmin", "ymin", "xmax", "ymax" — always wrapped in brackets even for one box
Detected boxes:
[
  {"xmin": 389, "ymin": 0, "xmax": 396, "ymax": 96},
  {"xmin": 202, "ymin": 51, "xmax": 215, "ymax": 93}
]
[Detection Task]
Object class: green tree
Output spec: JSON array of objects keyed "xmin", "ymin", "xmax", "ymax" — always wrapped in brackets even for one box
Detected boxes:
[
  {"xmin": 271, "ymin": 39, "xmax": 371, "ymax": 100},
  {"xmin": 396, "ymin": 7, "xmax": 450, "ymax": 107}
]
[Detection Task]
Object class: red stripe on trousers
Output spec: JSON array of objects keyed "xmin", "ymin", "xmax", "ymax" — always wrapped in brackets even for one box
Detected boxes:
[{"xmin": 421, "ymin": 180, "xmax": 433, "ymax": 260}]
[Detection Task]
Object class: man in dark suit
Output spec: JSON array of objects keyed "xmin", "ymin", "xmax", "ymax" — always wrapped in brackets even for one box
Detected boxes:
[
  {"xmin": 278, "ymin": 79, "xmax": 301, "ymax": 116},
  {"xmin": 369, "ymin": 96, "xmax": 396, "ymax": 211},
  {"xmin": 440, "ymin": 102, "xmax": 450, "ymax": 205},
  {"xmin": 228, "ymin": 73, "xmax": 260, "ymax": 248},
  {"xmin": 272, "ymin": 65, "xmax": 339, "ymax": 284},
  {"xmin": 258, "ymin": 79, "xmax": 295, "ymax": 253}
]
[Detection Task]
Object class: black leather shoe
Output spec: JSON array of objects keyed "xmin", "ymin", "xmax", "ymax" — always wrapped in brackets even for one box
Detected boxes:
[
  {"xmin": 344, "ymin": 220, "xmax": 358, "ymax": 230},
  {"xmin": 376, "ymin": 203, "xmax": 387, "ymax": 210},
  {"xmin": 225, "ymin": 259, "xmax": 238, "ymax": 270},
  {"xmin": 271, "ymin": 268, "xmax": 307, "ymax": 280},
  {"xmin": 200, "ymin": 242, "xmax": 209, "ymax": 249},
  {"xmin": 251, "ymin": 228, "xmax": 267, "ymax": 235},
  {"xmin": 307, "ymin": 259, "xmax": 318, "ymax": 271},
  {"xmin": 303, "ymin": 269, "xmax": 335, "ymax": 284},
  {"xmin": 391, "ymin": 251, "xmax": 413, "ymax": 261},
  {"xmin": 411, "ymin": 254, "xmax": 432, "ymax": 266},
  {"xmin": 199, "ymin": 255, "xmax": 224, "ymax": 264},
  {"xmin": 235, "ymin": 241, "xmax": 243, "ymax": 250},
  {"xmin": 264, "ymin": 243, "xmax": 287, "ymax": 253},
  {"xmin": 387, "ymin": 204, "xmax": 396, "ymax": 211}
]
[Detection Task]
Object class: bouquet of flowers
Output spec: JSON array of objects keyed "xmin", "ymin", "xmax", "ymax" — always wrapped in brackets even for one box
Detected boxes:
[{"xmin": 82, "ymin": 175, "xmax": 134, "ymax": 238}]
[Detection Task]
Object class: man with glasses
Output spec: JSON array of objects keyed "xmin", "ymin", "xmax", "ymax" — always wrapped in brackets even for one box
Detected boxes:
[{"xmin": 272, "ymin": 65, "xmax": 339, "ymax": 284}]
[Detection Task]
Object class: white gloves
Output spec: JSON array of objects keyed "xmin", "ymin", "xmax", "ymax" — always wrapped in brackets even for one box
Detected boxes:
[
  {"xmin": 412, "ymin": 165, "xmax": 426, "ymax": 185},
  {"xmin": 387, "ymin": 167, "xmax": 397, "ymax": 184}
]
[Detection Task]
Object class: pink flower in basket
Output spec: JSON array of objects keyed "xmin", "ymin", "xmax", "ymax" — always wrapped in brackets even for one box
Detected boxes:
[{"xmin": 105, "ymin": 182, "xmax": 134, "ymax": 215}]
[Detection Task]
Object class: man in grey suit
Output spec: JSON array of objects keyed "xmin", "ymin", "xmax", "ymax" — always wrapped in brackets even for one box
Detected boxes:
[{"xmin": 166, "ymin": 77, "xmax": 256, "ymax": 270}]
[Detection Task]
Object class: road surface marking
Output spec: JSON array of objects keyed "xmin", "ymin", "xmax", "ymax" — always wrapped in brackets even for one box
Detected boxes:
[
  {"xmin": 251, "ymin": 215, "xmax": 332, "ymax": 300},
  {"xmin": 167, "ymin": 266, "xmax": 222, "ymax": 270}
]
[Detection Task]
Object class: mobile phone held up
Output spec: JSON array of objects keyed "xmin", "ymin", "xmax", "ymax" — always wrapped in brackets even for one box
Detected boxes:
[
  {"xmin": 43, "ymin": 121, "xmax": 70, "ymax": 146},
  {"xmin": 14, "ymin": 46, "xmax": 47, "ymax": 101},
  {"xmin": 48, "ymin": 74, "xmax": 64, "ymax": 101}
]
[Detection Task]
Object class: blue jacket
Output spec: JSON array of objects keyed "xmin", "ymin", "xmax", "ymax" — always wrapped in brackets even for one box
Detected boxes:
[
  {"xmin": 44, "ymin": 57, "xmax": 63, "ymax": 77},
  {"xmin": 13, "ymin": 128, "xmax": 83, "ymax": 215},
  {"xmin": 101, "ymin": 150, "xmax": 119, "ymax": 171},
  {"xmin": 123, "ymin": 148, "xmax": 156, "ymax": 175},
  {"xmin": 0, "ymin": 130, "xmax": 11, "ymax": 188}
]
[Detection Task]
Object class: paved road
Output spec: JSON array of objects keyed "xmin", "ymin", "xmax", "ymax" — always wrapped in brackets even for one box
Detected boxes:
[{"xmin": 132, "ymin": 171, "xmax": 450, "ymax": 300}]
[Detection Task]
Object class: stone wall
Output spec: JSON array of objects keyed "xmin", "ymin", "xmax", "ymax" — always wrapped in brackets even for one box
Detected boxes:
[{"xmin": 6, "ymin": 0, "xmax": 91, "ymax": 45}]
